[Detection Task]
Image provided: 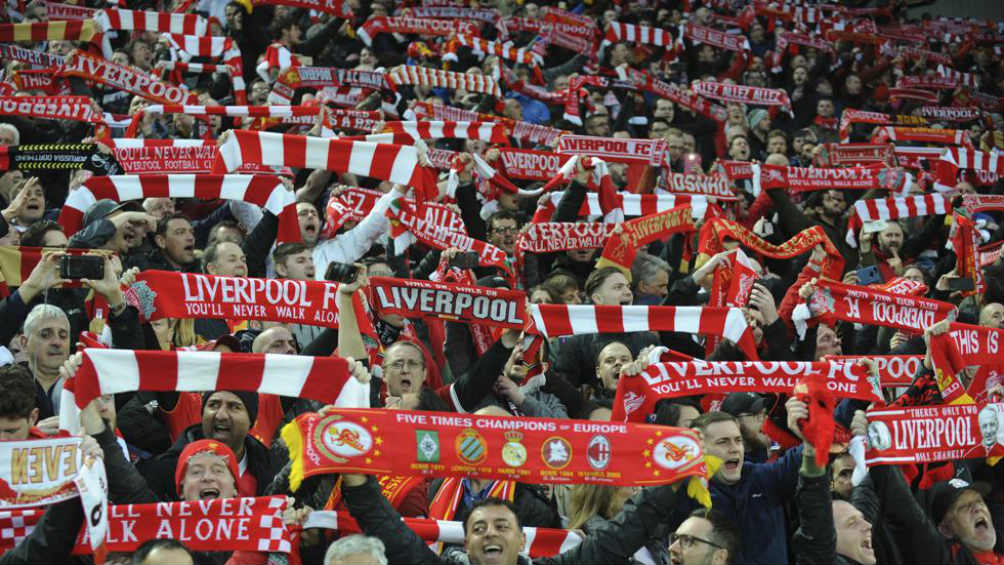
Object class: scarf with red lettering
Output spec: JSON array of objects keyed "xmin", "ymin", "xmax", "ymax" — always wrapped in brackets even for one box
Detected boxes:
[
  {"xmin": 68, "ymin": 496, "xmax": 292, "ymax": 555},
  {"xmin": 282, "ymin": 409, "xmax": 709, "ymax": 493},
  {"xmin": 864, "ymin": 403, "xmax": 1003, "ymax": 465},
  {"xmin": 404, "ymin": 5, "xmax": 499, "ymax": 22},
  {"xmin": 58, "ymin": 51, "xmax": 197, "ymax": 106},
  {"xmin": 596, "ymin": 206, "xmax": 699, "ymax": 275},
  {"xmin": 683, "ymin": 22, "xmax": 750, "ymax": 53},
  {"xmin": 58, "ymin": 174, "xmax": 300, "ymax": 242},
  {"xmin": 214, "ymin": 130, "xmax": 438, "ymax": 208},
  {"xmin": 793, "ymin": 279, "xmax": 957, "ymax": 337},
  {"xmin": 838, "ymin": 109, "xmax": 928, "ymax": 143},
  {"xmin": 528, "ymin": 304, "xmax": 759, "ymax": 360},
  {"xmin": 845, "ymin": 193, "xmax": 952, "ymax": 247},
  {"xmin": 888, "ymin": 88, "xmax": 940, "ymax": 104},
  {"xmin": 0, "ymin": 19, "xmax": 98, "ymax": 42},
  {"xmin": 252, "ymin": 0, "xmax": 353, "ymax": 17},
  {"xmin": 356, "ymin": 17, "xmax": 479, "ymax": 46},
  {"xmin": 871, "ymin": 126, "xmax": 972, "ymax": 147},
  {"xmin": 692, "ymin": 81, "xmax": 791, "ymax": 114},
  {"xmin": 917, "ymin": 105, "xmax": 982, "ymax": 122},
  {"xmin": 950, "ymin": 212, "xmax": 986, "ymax": 299},
  {"xmin": 613, "ymin": 361, "xmax": 876, "ymax": 422},
  {"xmin": 760, "ymin": 164, "xmax": 912, "ymax": 194},
  {"xmin": 698, "ymin": 218, "xmax": 845, "ymax": 282},
  {"xmin": 386, "ymin": 198, "xmax": 513, "ymax": 277},
  {"xmin": 59, "ymin": 348, "xmax": 369, "ymax": 434}
]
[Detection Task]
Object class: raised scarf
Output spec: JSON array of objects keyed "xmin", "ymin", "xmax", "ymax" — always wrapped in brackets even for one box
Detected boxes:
[
  {"xmin": 369, "ymin": 276, "xmax": 526, "ymax": 330},
  {"xmin": 916, "ymin": 105, "xmax": 982, "ymax": 122},
  {"xmin": 863, "ymin": 403, "xmax": 1003, "ymax": 465},
  {"xmin": 596, "ymin": 206, "xmax": 699, "ymax": 275},
  {"xmin": 613, "ymin": 67, "xmax": 728, "ymax": 122},
  {"xmin": 794, "ymin": 279, "xmax": 957, "ymax": 336},
  {"xmin": 837, "ymin": 108, "xmax": 927, "ymax": 143},
  {"xmin": 899, "ymin": 74, "xmax": 961, "ymax": 91},
  {"xmin": 389, "ymin": 65, "xmax": 503, "ymax": 98},
  {"xmin": 844, "ymin": 193, "xmax": 951, "ymax": 247},
  {"xmin": 557, "ymin": 135, "xmax": 667, "ymax": 166},
  {"xmin": 760, "ymin": 163, "xmax": 911, "ymax": 194},
  {"xmin": 378, "ymin": 120, "xmax": 510, "ymax": 145},
  {"xmin": 698, "ymin": 218, "xmax": 845, "ymax": 282},
  {"xmin": 213, "ymin": 130, "xmax": 438, "ymax": 208},
  {"xmin": 59, "ymin": 348, "xmax": 369, "ymax": 434},
  {"xmin": 59, "ymin": 174, "xmax": 301, "ymax": 242},
  {"xmin": 108, "ymin": 139, "xmax": 284, "ymax": 175},
  {"xmin": 692, "ymin": 81, "xmax": 792, "ymax": 114},
  {"xmin": 612, "ymin": 361, "xmax": 876, "ymax": 422},
  {"xmin": 94, "ymin": 8, "xmax": 209, "ymax": 36},
  {"xmin": 45, "ymin": 1, "xmax": 97, "ymax": 20},
  {"xmin": 824, "ymin": 354, "xmax": 925, "ymax": 389},
  {"xmin": 532, "ymin": 192, "xmax": 712, "ymax": 223},
  {"xmin": 0, "ymin": 246, "xmax": 104, "ymax": 297},
  {"xmin": 282, "ymin": 408, "xmax": 708, "ymax": 491},
  {"xmin": 404, "ymin": 6, "xmax": 499, "ymax": 23},
  {"xmin": 936, "ymin": 148, "xmax": 1004, "ymax": 184},
  {"xmin": 950, "ymin": 212, "xmax": 986, "ymax": 299},
  {"xmin": 0, "ymin": 44, "xmax": 65, "ymax": 67},
  {"xmin": 604, "ymin": 22, "xmax": 677, "ymax": 48},
  {"xmin": 0, "ymin": 19, "xmax": 98, "ymax": 42},
  {"xmin": 871, "ymin": 126, "xmax": 972, "ymax": 147},
  {"xmin": 356, "ymin": 16, "xmax": 479, "ymax": 46},
  {"xmin": 59, "ymin": 51, "xmax": 197, "ymax": 106},
  {"xmin": 323, "ymin": 187, "xmax": 465, "ymax": 240},
  {"xmin": 446, "ymin": 34, "xmax": 543, "ymax": 67},
  {"xmin": 887, "ymin": 87, "xmax": 940, "ymax": 104},
  {"xmin": 683, "ymin": 22, "xmax": 750, "ymax": 53},
  {"xmin": 499, "ymin": 148, "xmax": 571, "ymax": 182},
  {"xmin": 814, "ymin": 143, "xmax": 896, "ymax": 167}
]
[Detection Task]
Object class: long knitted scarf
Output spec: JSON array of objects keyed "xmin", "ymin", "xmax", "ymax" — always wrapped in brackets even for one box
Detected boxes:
[
  {"xmin": 916, "ymin": 105, "xmax": 982, "ymax": 122},
  {"xmin": 163, "ymin": 34, "xmax": 246, "ymax": 103},
  {"xmin": 532, "ymin": 192, "xmax": 712, "ymax": 223},
  {"xmin": 596, "ymin": 206, "xmax": 699, "ymax": 275},
  {"xmin": 692, "ymin": 81, "xmax": 792, "ymax": 113},
  {"xmin": 557, "ymin": 135, "xmax": 667, "ymax": 166},
  {"xmin": 838, "ymin": 108, "xmax": 927, "ymax": 143},
  {"xmin": 59, "ymin": 349, "xmax": 369, "ymax": 434},
  {"xmin": 683, "ymin": 22, "xmax": 750, "ymax": 53},
  {"xmin": 379, "ymin": 120, "xmax": 510, "ymax": 144},
  {"xmin": 59, "ymin": 51, "xmax": 197, "ymax": 105},
  {"xmin": 403, "ymin": 6, "xmax": 500, "ymax": 23},
  {"xmin": 936, "ymin": 148, "xmax": 1004, "ymax": 184},
  {"xmin": 213, "ymin": 130, "xmax": 439, "ymax": 207},
  {"xmin": 612, "ymin": 361, "xmax": 877, "ymax": 422},
  {"xmin": 815, "ymin": 143, "xmax": 896, "ymax": 167},
  {"xmin": 527, "ymin": 304, "xmax": 759, "ymax": 360},
  {"xmin": 388, "ymin": 66, "xmax": 503, "ymax": 98},
  {"xmin": 357, "ymin": 17, "xmax": 480, "ymax": 46},
  {"xmin": 871, "ymin": 126, "xmax": 972, "ymax": 147},
  {"xmin": 270, "ymin": 66, "xmax": 388, "ymax": 104},
  {"xmin": 794, "ymin": 279, "xmax": 957, "ymax": 337},
  {"xmin": 698, "ymin": 218, "xmax": 845, "ymax": 282},
  {"xmin": 0, "ymin": 19, "xmax": 98, "ymax": 42},
  {"xmin": 59, "ymin": 174, "xmax": 301, "ymax": 242},
  {"xmin": 282, "ymin": 408, "xmax": 709, "ymax": 491},
  {"xmin": 95, "ymin": 8, "xmax": 209, "ymax": 36},
  {"xmin": 760, "ymin": 163, "xmax": 912, "ymax": 194},
  {"xmin": 898, "ymin": 74, "xmax": 961, "ymax": 91},
  {"xmin": 323, "ymin": 187, "xmax": 466, "ymax": 239},
  {"xmin": 0, "ymin": 144, "xmax": 122, "ymax": 175},
  {"xmin": 604, "ymin": 22, "xmax": 677, "ymax": 48},
  {"xmin": 950, "ymin": 212, "xmax": 986, "ymax": 299},
  {"xmin": 499, "ymin": 148, "xmax": 571, "ymax": 181},
  {"xmin": 615, "ymin": 67, "xmax": 728, "ymax": 122},
  {"xmin": 446, "ymin": 34, "xmax": 544, "ymax": 67},
  {"xmin": 844, "ymin": 193, "xmax": 951, "ymax": 247}
]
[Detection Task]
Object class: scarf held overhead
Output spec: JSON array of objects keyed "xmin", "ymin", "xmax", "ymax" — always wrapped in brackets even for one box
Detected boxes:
[
  {"xmin": 369, "ymin": 277, "xmax": 526, "ymax": 330},
  {"xmin": 797, "ymin": 279, "xmax": 957, "ymax": 335},
  {"xmin": 282, "ymin": 408, "xmax": 707, "ymax": 490},
  {"xmin": 863, "ymin": 403, "xmax": 1004, "ymax": 465}
]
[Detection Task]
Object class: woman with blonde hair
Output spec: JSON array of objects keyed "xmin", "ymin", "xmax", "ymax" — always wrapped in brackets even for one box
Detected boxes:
[{"xmin": 567, "ymin": 483, "xmax": 670, "ymax": 564}]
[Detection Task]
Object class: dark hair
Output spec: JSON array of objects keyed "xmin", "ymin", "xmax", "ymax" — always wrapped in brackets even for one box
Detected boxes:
[
  {"xmin": 0, "ymin": 364, "xmax": 37, "ymax": 420},
  {"xmin": 416, "ymin": 387, "xmax": 449, "ymax": 412},
  {"xmin": 273, "ymin": 242, "xmax": 311, "ymax": 267},
  {"xmin": 20, "ymin": 220, "xmax": 64, "ymax": 248},
  {"xmin": 729, "ymin": 135, "xmax": 749, "ymax": 149},
  {"xmin": 156, "ymin": 212, "xmax": 192, "ymax": 238},
  {"xmin": 691, "ymin": 411, "xmax": 738, "ymax": 432},
  {"xmin": 487, "ymin": 210, "xmax": 520, "ymax": 233},
  {"xmin": 208, "ymin": 219, "xmax": 242, "ymax": 244},
  {"xmin": 131, "ymin": 539, "xmax": 193, "ymax": 564},
  {"xmin": 202, "ymin": 240, "xmax": 239, "ymax": 272},
  {"xmin": 767, "ymin": 129, "xmax": 788, "ymax": 142},
  {"xmin": 461, "ymin": 498, "xmax": 521, "ymax": 534},
  {"xmin": 585, "ymin": 267, "xmax": 627, "ymax": 303},
  {"xmin": 687, "ymin": 508, "xmax": 741, "ymax": 564},
  {"xmin": 269, "ymin": 14, "xmax": 300, "ymax": 37}
]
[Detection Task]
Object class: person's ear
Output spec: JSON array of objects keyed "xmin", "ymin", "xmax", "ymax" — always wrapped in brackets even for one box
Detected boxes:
[
  {"xmin": 154, "ymin": 233, "xmax": 166, "ymax": 250},
  {"xmin": 28, "ymin": 408, "xmax": 39, "ymax": 426},
  {"xmin": 206, "ymin": 263, "xmax": 217, "ymax": 275},
  {"xmin": 937, "ymin": 520, "xmax": 955, "ymax": 539},
  {"xmin": 19, "ymin": 333, "xmax": 28, "ymax": 351},
  {"xmin": 275, "ymin": 261, "xmax": 287, "ymax": 277}
]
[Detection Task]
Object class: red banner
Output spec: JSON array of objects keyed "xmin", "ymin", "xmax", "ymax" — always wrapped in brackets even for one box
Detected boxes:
[
  {"xmin": 824, "ymin": 355, "xmax": 923, "ymax": 388},
  {"xmin": 283, "ymin": 409, "xmax": 707, "ymax": 490},
  {"xmin": 499, "ymin": 148, "xmax": 570, "ymax": 181},
  {"xmin": 806, "ymin": 279, "xmax": 957, "ymax": 334},
  {"xmin": 517, "ymin": 222, "xmax": 615, "ymax": 254},
  {"xmin": 815, "ymin": 143, "xmax": 896, "ymax": 167},
  {"xmin": 864, "ymin": 403, "xmax": 1004, "ymax": 464},
  {"xmin": 948, "ymin": 323, "xmax": 1004, "ymax": 369},
  {"xmin": 613, "ymin": 361, "xmax": 878, "ymax": 422},
  {"xmin": 557, "ymin": 135, "xmax": 666, "ymax": 166},
  {"xmin": 761, "ymin": 164, "xmax": 909, "ymax": 193},
  {"xmin": 369, "ymin": 277, "xmax": 526, "ymax": 330}
]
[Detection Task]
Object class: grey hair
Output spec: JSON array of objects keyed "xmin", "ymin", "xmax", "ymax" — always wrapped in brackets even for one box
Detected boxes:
[
  {"xmin": 23, "ymin": 304, "xmax": 69, "ymax": 336},
  {"xmin": 630, "ymin": 253, "xmax": 670, "ymax": 289},
  {"xmin": 324, "ymin": 535, "xmax": 388, "ymax": 565},
  {"xmin": 0, "ymin": 123, "xmax": 20, "ymax": 145}
]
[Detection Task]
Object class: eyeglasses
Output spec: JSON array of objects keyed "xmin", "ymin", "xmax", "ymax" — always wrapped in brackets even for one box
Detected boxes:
[
  {"xmin": 387, "ymin": 359, "xmax": 424, "ymax": 370},
  {"xmin": 491, "ymin": 225, "xmax": 518, "ymax": 234},
  {"xmin": 670, "ymin": 533, "xmax": 725, "ymax": 550}
]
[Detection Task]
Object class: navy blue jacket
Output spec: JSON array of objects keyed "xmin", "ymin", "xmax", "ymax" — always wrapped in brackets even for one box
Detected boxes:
[{"xmin": 711, "ymin": 444, "xmax": 803, "ymax": 564}]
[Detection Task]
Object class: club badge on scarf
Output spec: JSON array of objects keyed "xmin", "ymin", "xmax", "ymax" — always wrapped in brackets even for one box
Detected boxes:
[
  {"xmin": 612, "ymin": 361, "xmax": 878, "ymax": 422},
  {"xmin": 369, "ymin": 276, "xmax": 526, "ymax": 330},
  {"xmin": 72, "ymin": 496, "xmax": 292, "ymax": 554},
  {"xmin": 864, "ymin": 403, "xmax": 1004, "ymax": 465},
  {"xmin": 282, "ymin": 409, "xmax": 707, "ymax": 490}
]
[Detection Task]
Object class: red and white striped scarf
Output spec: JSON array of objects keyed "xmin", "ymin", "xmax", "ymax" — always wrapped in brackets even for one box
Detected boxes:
[
  {"xmin": 124, "ymin": 104, "xmax": 323, "ymax": 137},
  {"xmin": 760, "ymin": 164, "xmax": 912, "ymax": 194},
  {"xmin": 511, "ymin": 121, "xmax": 567, "ymax": 146},
  {"xmin": 838, "ymin": 108, "xmax": 928, "ymax": 143},
  {"xmin": 916, "ymin": 105, "xmax": 982, "ymax": 122},
  {"xmin": 604, "ymin": 22, "xmax": 677, "ymax": 48},
  {"xmin": 887, "ymin": 87, "xmax": 940, "ymax": 104},
  {"xmin": 897, "ymin": 75, "xmax": 960, "ymax": 91},
  {"xmin": 59, "ymin": 174, "xmax": 301, "ymax": 242},
  {"xmin": 615, "ymin": 67, "xmax": 727, "ymax": 123},
  {"xmin": 871, "ymin": 126, "xmax": 972, "ymax": 147},
  {"xmin": 164, "ymin": 33, "xmax": 245, "ymax": 103},
  {"xmin": 0, "ymin": 95, "xmax": 102, "ymax": 124},
  {"xmin": 59, "ymin": 349, "xmax": 369, "ymax": 434},
  {"xmin": 446, "ymin": 34, "xmax": 543, "ymax": 67},
  {"xmin": 259, "ymin": 42, "xmax": 301, "ymax": 82},
  {"xmin": 936, "ymin": 147, "xmax": 1004, "ymax": 184},
  {"xmin": 379, "ymin": 120, "xmax": 509, "ymax": 144},
  {"xmin": 893, "ymin": 146, "xmax": 951, "ymax": 171},
  {"xmin": 108, "ymin": 138, "xmax": 291, "ymax": 176},
  {"xmin": 356, "ymin": 16, "xmax": 479, "ymax": 46},
  {"xmin": 533, "ymin": 192, "xmax": 712, "ymax": 223},
  {"xmin": 388, "ymin": 66, "xmax": 502, "ymax": 98},
  {"xmin": 683, "ymin": 22, "xmax": 750, "ymax": 53},
  {"xmin": 213, "ymin": 130, "xmax": 439, "ymax": 205},
  {"xmin": 692, "ymin": 81, "xmax": 791, "ymax": 113},
  {"xmin": 254, "ymin": 0, "xmax": 353, "ymax": 17},
  {"xmin": 0, "ymin": 19, "xmax": 99, "ymax": 43},
  {"xmin": 59, "ymin": 51, "xmax": 197, "ymax": 105},
  {"xmin": 527, "ymin": 304, "xmax": 759, "ymax": 360},
  {"xmin": 775, "ymin": 29, "xmax": 834, "ymax": 55},
  {"xmin": 844, "ymin": 193, "xmax": 951, "ymax": 247},
  {"xmin": 95, "ymin": 8, "xmax": 208, "ymax": 35},
  {"xmin": 936, "ymin": 65, "xmax": 980, "ymax": 89}
]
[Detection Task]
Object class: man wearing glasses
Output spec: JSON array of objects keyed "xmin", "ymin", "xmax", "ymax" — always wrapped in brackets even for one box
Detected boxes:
[{"xmin": 668, "ymin": 509, "xmax": 739, "ymax": 565}]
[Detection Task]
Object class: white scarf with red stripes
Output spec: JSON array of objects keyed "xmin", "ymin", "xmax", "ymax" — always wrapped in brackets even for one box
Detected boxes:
[
  {"xmin": 532, "ymin": 192, "xmax": 711, "ymax": 223},
  {"xmin": 213, "ymin": 130, "xmax": 439, "ymax": 205},
  {"xmin": 445, "ymin": 34, "xmax": 543, "ymax": 67},
  {"xmin": 58, "ymin": 174, "xmax": 301, "ymax": 242},
  {"xmin": 378, "ymin": 120, "xmax": 509, "ymax": 144},
  {"xmin": 604, "ymin": 22, "xmax": 677, "ymax": 48},
  {"xmin": 357, "ymin": 16, "xmax": 480, "ymax": 46},
  {"xmin": 936, "ymin": 148, "xmax": 1004, "ymax": 183},
  {"xmin": 59, "ymin": 349, "xmax": 370, "ymax": 434},
  {"xmin": 164, "ymin": 33, "xmax": 245, "ymax": 103},
  {"xmin": 388, "ymin": 66, "xmax": 503, "ymax": 98},
  {"xmin": 845, "ymin": 193, "xmax": 951, "ymax": 247},
  {"xmin": 527, "ymin": 304, "xmax": 759, "ymax": 360},
  {"xmin": 683, "ymin": 22, "xmax": 750, "ymax": 53},
  {"xmin": 692, "ymin": 81, "xmax": 792, "ymax": 113}
]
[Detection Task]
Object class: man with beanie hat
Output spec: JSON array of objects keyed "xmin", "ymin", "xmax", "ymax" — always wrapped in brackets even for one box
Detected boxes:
[
  {"xmin": 175, "ymin": 439, "xmax": 241, "ymax": 502},
  {"xmin": 138, "ymin": 390, "xmax": 277, "ymax": 501},
  {"xmin": 747, "ymin": 108, "xmax": 771, "ymax": 161}
]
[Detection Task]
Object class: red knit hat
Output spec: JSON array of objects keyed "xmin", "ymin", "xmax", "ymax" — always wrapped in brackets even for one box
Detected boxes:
[{"xmin": 175, "ymin": 439, "xmax": 240, "ymax": 495}]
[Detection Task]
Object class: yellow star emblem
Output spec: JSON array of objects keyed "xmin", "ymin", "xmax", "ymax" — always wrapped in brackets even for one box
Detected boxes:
[
  {"xmin": 375, "ymin": 437, "xmax": 384, "ymax": 445},
  {"xmin": 371, "ymin": 426, "xmax": 379, "ymax": 432},
  {"xmin": 643, "ymin": 450, "xmax": 651, "ymax": 457},
  {"xmin": 654, "ymin": 470, "xmax": 660, "ymax": 476},
  {"xmin": 365, "ymin": 458, "xmax": 372, "ymax": 464},
  {"xmin": 646, "ymin": 439, "xmax": 654, "ymax": 445},
  {"xmin": 645, "ymin": 462, "xmax": 652, "ymax": 468},
  {"xmin": 361, "ymin": 416, "xmax": 369, "ymax": 423}
]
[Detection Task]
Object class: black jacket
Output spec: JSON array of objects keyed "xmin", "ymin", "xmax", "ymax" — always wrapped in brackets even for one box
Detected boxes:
[
  {"xmin": 427, "ymin": 478, "xmax": 561, "ymax": 529},
  {"xmin": 343, "ymin": 475, "xmax": 688, "ymax": 565},
  {"xmin": 0, "ymin": 498, "xmax": 83, "ymax": 564},
  {"xmin": 138, "ymin": 424, "xmax": 277, "ymax": 501}
]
